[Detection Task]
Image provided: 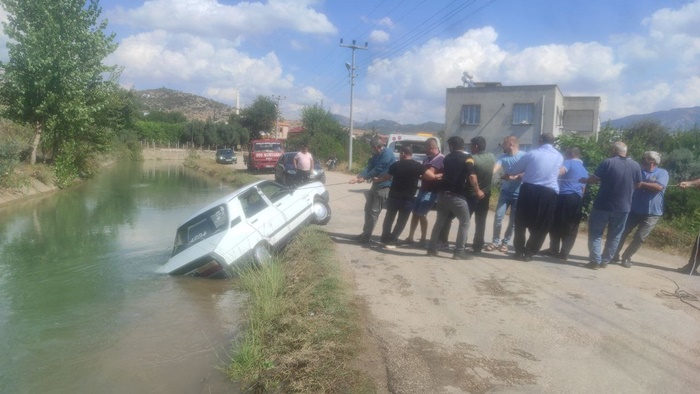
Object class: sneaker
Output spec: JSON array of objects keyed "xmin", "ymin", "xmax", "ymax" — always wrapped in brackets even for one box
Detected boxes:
[
  {"xmin": 426, "ymin": 249, "xmax": 438, "ymax": 257},
  {"xmin": 437, "ymin": 241, "xmax": 451, "ymax": 251},
  {"xmin": 383, "ymin": 241, "xmax": 397, "ymax": 249},
  {"xmin": 541, "ymin": 249, "xmax": 557, "ymax": 257},
  {"xmin": 621, "ymin": 258, "xmax": 632, "ymax": 268},
  {"xmin": 600, "ymin": 262, "xmax": 608, "ymax": 269},
  {"xmin": 402, "ymin": 237, "xmax": 416, "ymax": 245},
  {"xmin": 453, "ymin": 250, "xmax": 473, "ymax": 260},
  {"xmin": 585, "ymin": 262, "xmax": 600, "ymax": 270},
  {"xmin": 354, "ymin": 234, "xmax": 370, "ymax": 244}
]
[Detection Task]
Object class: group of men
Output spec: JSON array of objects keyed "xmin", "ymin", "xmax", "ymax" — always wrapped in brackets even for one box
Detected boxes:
[{"xmin": 349, "ymin": 133, "xmax": 693, "ymax": 272}]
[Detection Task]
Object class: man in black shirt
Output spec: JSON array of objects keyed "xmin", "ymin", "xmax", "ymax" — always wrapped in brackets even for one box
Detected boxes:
[
  {"xmin": 377, "ymin": 146, "xmax": 431, "ymax": 248},
  {"xmin": 427, "ymin": 136, "xmax": 476, "ymax": 260}
]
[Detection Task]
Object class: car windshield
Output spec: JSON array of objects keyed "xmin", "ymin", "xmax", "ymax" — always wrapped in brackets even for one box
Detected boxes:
[
  {"xmin": 253, "ymin": 142, "xmax": 282, "ymax": 152},
  {"xmin": 172, "ymin": 204, "xmax": 228, "ymax": 256},
  {"xmin": 393, "ymin": 141, "xmax": 428, "ymax": 156},
  {"xmin": 217, "ymin": 149, "xmax": 232, "ymax": 156}
]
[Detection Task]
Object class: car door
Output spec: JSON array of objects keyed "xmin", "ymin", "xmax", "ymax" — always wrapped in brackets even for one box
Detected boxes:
[
  {"xmin": 238, "ymin": 185, "xmax": 288, "ymax": 246},
  {"xmin": 257, "ymin": 180, "xmax": 311, "ymax": 235}
]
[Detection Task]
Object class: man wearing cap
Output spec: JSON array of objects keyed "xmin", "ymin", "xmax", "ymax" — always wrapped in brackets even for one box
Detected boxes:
[
  {"xmin": 350, "ymin": 137, "xmax": 396, "ymax": 243},
  {"xmin": 612, "ymin": 151, "xmax": 668, "ymax": 268}
]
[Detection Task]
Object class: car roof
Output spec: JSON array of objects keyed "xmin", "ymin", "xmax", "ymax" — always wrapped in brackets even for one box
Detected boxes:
[{"xmin": 181, "ymin": 180, "xmax": 267, "ymax": 222}]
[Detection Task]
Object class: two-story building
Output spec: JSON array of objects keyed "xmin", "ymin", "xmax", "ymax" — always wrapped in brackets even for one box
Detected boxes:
[{"xmin": 444, "ymin": 83, "xmax": 600, "ymax": 153}]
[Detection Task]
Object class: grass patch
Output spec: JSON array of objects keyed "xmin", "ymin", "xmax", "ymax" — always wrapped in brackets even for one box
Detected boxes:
[
  {"xmin": 183, "ymin": 150, "xmax": 257, "ymax": 188},
  {"xmin": 227, "ymin": 227, "xmax": 376, "ymax": 393}
]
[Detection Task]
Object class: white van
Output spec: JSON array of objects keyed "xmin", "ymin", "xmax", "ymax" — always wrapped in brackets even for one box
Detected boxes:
[{"xmin": 386, "ymin": 133, "xmax": 441, "ymax": 163}]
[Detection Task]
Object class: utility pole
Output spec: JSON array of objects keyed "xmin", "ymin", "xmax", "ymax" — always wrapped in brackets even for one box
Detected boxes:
[
  {"xmin": 340, "ymin": 39, "xmax": 367, "ymax": 171},
  {"xmin": 271, "ymin": 94, "xmax": 286, "ymax": 138}
]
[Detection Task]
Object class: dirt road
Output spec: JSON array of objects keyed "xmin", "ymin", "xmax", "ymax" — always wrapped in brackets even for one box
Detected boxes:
[{"xmin": 319, "ymin": 169, "xmax": 700, "ymax": 393}]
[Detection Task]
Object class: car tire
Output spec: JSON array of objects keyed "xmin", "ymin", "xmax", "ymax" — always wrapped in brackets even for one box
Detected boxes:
[
  {"xmin": 311, "ymin": 197, "xmax": 331, "ymax": 225},
  {"xmin": 252, "ymin": 242, "xmax": 272, "ymax": 267}
]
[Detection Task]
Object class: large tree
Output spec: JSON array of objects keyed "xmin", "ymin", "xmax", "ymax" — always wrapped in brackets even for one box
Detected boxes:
[
  {"xmin": 0, "ymin": 0, "xmax": 119, "ymax": 168},
  {"xmin": 239, "ymin": 96, "xmax": 278, "ymax": 140}
]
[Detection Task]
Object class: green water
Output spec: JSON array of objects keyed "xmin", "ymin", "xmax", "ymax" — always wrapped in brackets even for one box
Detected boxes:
[{"xmin": 0, "ymin": 161, "xmax": 244, "ymax": 393}]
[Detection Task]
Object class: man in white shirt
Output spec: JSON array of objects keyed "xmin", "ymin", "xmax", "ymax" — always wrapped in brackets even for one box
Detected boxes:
[{"xmin": 294, "ymin": 144, "xmax": 314, "ymax": 184}]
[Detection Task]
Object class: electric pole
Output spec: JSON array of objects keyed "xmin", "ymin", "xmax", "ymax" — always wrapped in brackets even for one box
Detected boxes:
[
  {"xmin": 340, "ymin": 39, "xmax": 367, "ymax": 171},
  {"xmin": 271, "ymin": 94, "xmax": 286, "ymax": 138}
]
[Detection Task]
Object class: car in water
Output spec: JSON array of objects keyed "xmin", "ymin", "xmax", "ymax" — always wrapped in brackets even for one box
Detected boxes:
[
  {"xmin": 274, "ymin": 152, "xmax": 326, "ymax": 186},
  {"xmin": 157, "ymin": 180, "xmax": 331, "ymax": 278},
  {"xmin": 215, "ymin": 148, "xmax": 237, "ymax": 164}
]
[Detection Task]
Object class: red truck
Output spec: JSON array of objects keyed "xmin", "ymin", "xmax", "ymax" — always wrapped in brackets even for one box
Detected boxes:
[{"xmin": 245, "ymin": 139, "xmax": 285, "ymax": 171}]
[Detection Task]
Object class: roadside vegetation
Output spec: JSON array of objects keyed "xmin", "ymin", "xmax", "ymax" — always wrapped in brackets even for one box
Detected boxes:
[{"xmin": 227, "ymin": 226, "xmax": 376, "ymax": 393}]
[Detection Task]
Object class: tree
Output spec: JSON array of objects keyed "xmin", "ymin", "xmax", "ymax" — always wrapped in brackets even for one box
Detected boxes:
[
  {"xmin": 0, "ymin": 0, "xmax": 119, "ymax": 172},
  {"xmin": 239, "ymin": 96, "xmax": 277, "ymax": 140}
]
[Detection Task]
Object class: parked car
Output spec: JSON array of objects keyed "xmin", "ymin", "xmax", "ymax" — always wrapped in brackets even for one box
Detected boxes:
[
  {"xmin": 157, "ymin": 180, "xmax": 331, "ymax": 278},
  {"xmin": 215, "ymin": 148, "xmax": 237, "ymax": 164},
  {"xmin": 274, "ymin": 152, "xmax": 326, "ymax": 186}
]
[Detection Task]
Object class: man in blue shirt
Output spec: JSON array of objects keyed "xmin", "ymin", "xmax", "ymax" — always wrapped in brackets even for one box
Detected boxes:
[
  {"xmin": 543, "ymin": 147, "xmax": 589, "ymax": 260},
  {"xmin": 486, "ymin": 136, "xmax": 525, "ymax": 253},
  {"xmin": 580, "ymin": 141, "xmax": 643, "ymax": 270},
  {"xmin": 504, "ymin": 133, "xmax": 563, "ymax": 261},
  {"xmin": 612, "ymin": 151, "xmax": 668, "ymax": 268},
  {"xmin": 350, "ymin": 137, "xmax": 396, "ymax": 243}
]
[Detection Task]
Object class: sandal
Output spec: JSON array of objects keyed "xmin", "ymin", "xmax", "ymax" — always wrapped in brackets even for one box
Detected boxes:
[
  {"xmin": 484, "ymin": 243, "xmax": 497, "ymax": 252},
  {"xmin": 499, "ymin": 244, "xmax": 509, "ymax": 253}
]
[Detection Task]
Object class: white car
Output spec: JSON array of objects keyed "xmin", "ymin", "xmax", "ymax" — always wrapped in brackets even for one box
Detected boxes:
[{"xmin": 157, "ymin": 180, "xmax": 331, "ymax": 278}]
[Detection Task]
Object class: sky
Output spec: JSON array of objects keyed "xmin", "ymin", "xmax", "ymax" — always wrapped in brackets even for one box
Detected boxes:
[{"xmin": 1, "ymin": 0, "xmax": 699, "ymax": 124}]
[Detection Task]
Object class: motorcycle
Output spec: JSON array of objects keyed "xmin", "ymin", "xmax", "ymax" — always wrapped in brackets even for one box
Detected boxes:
[{"xmin": 326, "ymin": 156, "xmax": 338, "ymax": 171}]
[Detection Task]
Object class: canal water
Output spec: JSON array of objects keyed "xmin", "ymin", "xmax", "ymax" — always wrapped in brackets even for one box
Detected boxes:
[{"xmin": 0, "ymin": 161, "xmax": 244, "ymax": 393}]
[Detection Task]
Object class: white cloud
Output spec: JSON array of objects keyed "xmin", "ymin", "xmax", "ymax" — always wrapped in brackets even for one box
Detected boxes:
[
  {"xmin": 369, "ymin": 30, "xmax": 390, "ymax": 43},
  {"xmin": 108, "ymin": 0, "xmax": 337, "ymax": 39},
  {"xmin": 377, "ymin": 17, "xmax": 394, "ymax": 28},
  {"xmin": 108, "ymin": 30, "xmax": 294, "ymax": 105}
]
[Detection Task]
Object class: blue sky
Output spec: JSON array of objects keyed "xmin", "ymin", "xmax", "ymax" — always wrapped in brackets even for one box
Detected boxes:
[{"xmin": 1, "ymin": 0, "xmax": 699, "ymax": 124}]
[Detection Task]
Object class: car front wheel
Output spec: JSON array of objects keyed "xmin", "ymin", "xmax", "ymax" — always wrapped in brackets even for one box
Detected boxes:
[
  {"xmin": 252, "ymin": 242, "xmax": 272, "ymax": 267},
  {"xmin": 311, "ymin": 198, "xmax": 331, "ymax": 225}
]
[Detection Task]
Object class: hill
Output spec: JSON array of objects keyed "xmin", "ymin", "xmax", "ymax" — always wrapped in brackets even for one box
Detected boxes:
[
  {"xmin": 136, "ymin": 88, "xmax": 233, "ymax": 122},
  {"xmin": 605, "ymin": 106, "xmax": 700, "ymax": 131},
  {"xmin": 331, "ymin": 114, "xmax": 444, "ymax": 135}
]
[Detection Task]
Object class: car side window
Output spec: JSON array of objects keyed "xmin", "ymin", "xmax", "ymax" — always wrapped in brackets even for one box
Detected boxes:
[
  {"xmin": 239, "ymin": 189, "xmax": 268, "ymax": 218},
  {"xmin": 259, "ymin": 181, "xmax": 288, "ymax": 203}
]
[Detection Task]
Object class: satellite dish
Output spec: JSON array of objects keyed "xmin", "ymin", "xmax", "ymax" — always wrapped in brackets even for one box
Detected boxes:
[{"xmin": 461, "ymin": 71, "xmax": 475, "ymax": 87}]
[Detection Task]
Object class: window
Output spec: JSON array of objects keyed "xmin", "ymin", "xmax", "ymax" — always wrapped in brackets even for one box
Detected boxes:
[
  {"xmin": 258, "ymin": 181, "xmax": 288, "ymax": 203},
  {"xmin": 172, "ymin": 205, "xmax": 228, "ymax": 256},
  {"xmin": 461, "ymin": 105, "xmax": 480, "ymax": 125},
  {"xmin": 239, "ymin": 189, "xmax": 268, "ymax": 218},
  {"xmin": 513, "ymin": 104, "xmax": 534, "ymax": 125}
]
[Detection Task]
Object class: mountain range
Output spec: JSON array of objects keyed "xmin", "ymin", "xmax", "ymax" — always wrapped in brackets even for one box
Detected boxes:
[{"xmin": 136, "ymin": 88, "xmax": 699, "ymax": 134}]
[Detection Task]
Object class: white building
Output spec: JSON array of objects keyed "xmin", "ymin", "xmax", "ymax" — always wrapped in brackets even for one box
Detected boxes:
[{"xmin": 444, "ymin": 83, "xmax": 600, "ymax": 153}]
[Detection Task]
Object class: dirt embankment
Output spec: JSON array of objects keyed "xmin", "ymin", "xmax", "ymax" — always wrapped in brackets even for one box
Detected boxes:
[{"xmin": 0, "ymin": 149, "xmax": 187, "ymax": 208}]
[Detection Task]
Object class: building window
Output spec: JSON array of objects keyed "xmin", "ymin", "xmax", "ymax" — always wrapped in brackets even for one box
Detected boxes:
[
  {"xmin": 461, "ymin": 105, "xmax": 480, "ymax": 125},
  {"xmin": 513, "ymin": 103, "xmax": 534, "ymax": 125}
]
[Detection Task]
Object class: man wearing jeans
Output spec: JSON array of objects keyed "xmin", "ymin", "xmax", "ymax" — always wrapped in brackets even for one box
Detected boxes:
[
  {"xmin": 580, "ymin": 141, "xmax": 642, "ymax": 270},
  {"xmin": 487, "ymin": 136, "xmax": 524, "ymax": 253},
  {"xmin": 426, "ymin": 136, "xmax": 476, "ymax": 260},
  {"xmin": 613, "ymin": 151, "xmax": 668, "ymax": 268},
  {"xmin": 350, "ymin": 137, "xmax": 396, "ymax": 243}
]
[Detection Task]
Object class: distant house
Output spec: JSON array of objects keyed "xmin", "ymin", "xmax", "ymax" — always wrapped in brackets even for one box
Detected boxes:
[{"xmin": 444, "ymin": 83, "xmax": 600, "ymax": 153}]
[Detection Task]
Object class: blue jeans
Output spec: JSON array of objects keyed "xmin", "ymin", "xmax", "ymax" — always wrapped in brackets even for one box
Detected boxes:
[
  {"xmin": 492, "ymin": 190, "xmax": 518, "ymax": 246},
  {"xmin": 587, "ymin": 208, "xmax": 629, "ymax": 264}
]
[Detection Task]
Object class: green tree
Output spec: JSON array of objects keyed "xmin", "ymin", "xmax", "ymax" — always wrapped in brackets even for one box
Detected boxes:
[
  {"xmin": 621, "ymin": 119, "xmax": 670, "ymax": 160},
  {"xmin": 240, "ymin": 96, "xmax": 277, "ymax": 140},
  {"xmin": 0, "ymin": 0, "xmax": 119, "ymax": 178}
]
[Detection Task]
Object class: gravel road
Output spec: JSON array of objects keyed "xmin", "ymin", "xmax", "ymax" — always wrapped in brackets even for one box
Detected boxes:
[{"xmin": 319, "ymin": 168, "xmax": 700, "ymax": 394}]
